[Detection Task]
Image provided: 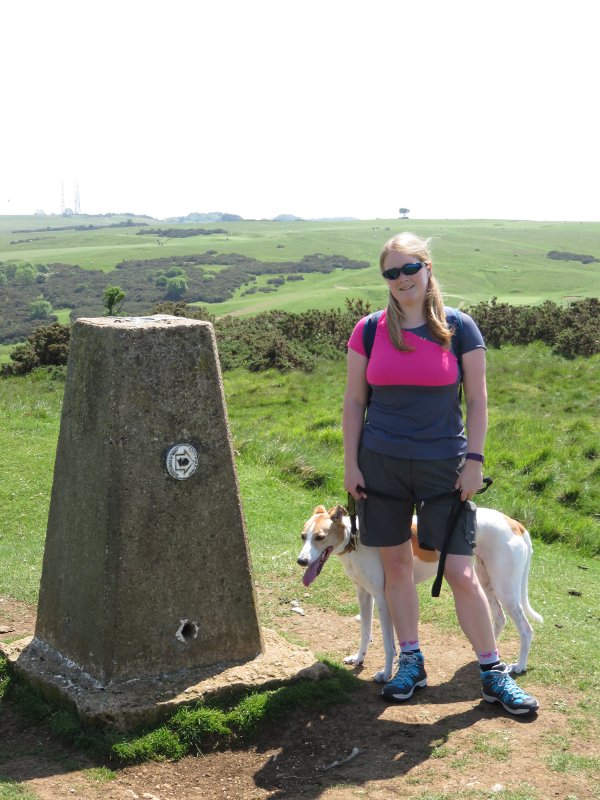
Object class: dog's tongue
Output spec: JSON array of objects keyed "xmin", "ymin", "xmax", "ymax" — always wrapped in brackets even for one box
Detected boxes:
[
  {"xmin": 302, "ymin": 561, "xmax": 321, "ymax": 587},
  {"xmin": 302, "ymin": 547, "xmax": 333, "ymax": 587}
]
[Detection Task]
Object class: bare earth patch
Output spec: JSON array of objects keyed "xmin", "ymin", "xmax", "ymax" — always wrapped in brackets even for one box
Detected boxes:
[{"xmin": 1, "ymin": 595, "xmax": 597, "ymax": 800}]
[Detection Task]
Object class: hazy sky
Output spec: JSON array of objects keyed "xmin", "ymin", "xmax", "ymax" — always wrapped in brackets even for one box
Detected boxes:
[{"xmin": 3, "ymin": 0, "xmax": 598, "ymax": 221}]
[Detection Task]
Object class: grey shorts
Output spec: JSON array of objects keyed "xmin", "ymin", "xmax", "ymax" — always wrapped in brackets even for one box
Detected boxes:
[{"xmin": 357, "ymin": 447, "xmax": 477, "ymax": 555}]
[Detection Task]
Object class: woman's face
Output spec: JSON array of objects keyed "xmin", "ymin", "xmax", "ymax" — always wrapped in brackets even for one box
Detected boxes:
[{"xmin": 381, "ymin": 250, "xmax": 431, "ymax": 310}]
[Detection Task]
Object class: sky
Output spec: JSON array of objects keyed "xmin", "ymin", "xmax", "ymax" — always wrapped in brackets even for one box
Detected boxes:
[{"xmin": 2, "ymin": 0, "xmax": 598, "ymax": 222}]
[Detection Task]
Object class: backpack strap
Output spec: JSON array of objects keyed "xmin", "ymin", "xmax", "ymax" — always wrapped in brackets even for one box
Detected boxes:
[
  {"xmin": 445, "ymin": 307, "xmax": 464, "ymax": 402},
  {"xmin": 445, "ymin": 307, "xmax": 464, "ymax": 380},
  {"xmin": 361, "ymin": 310, "xmax": 383, "ymax": 409},
  {"xmin": 362, "ymin": 310, "xmax": 384, "ymax": 359}
]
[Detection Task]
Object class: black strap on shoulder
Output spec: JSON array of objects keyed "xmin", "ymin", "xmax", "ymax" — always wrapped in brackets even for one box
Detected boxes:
[
  {"xmin": 361, "ymin": 310, "xmax": 383, "ymax": 409},
  {"xmin": 446, "ymin": 307, "xmax": 463, "ymax": 375},
  {"xmin": 446, "ymin": 307, "xmax": 464, "ymax": 402},
  {"xmin": 362, "ymin": 310, "xmax": 384, "ymax": 359}
]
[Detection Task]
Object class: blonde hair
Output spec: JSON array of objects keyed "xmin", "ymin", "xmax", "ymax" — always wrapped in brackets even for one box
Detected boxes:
[{"xmin": 379, "ymin": 232, "xmax": 451, "ymax": 351}]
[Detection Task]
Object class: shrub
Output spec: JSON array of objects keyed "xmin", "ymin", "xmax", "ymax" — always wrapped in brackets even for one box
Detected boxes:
[
  {"xmin": 1, "ymin": 322, "xmax": 70, "ymax": 376},
  {"xmin": 546, "ymin": 250, "xmax": 599, "ymax": 264},
  {"xmin": 29, "ymin": 296, "xmax": 54, "ymax": 319},
  {"xmin": 466, "ymin": 297, "xmax": 600, "ymax": 357},
  {"xmin": 2, "ymin": 297, "xmax": 598, "ymax": 378},
  {"xmin": 103, "ymin": 285, "xmax": 126, "ymax": 315},
  {"xmin": 150, "ymin": 300, "xmax": 215, "ymax": 322},
  {"xmin": 165, "ymin": 275, "xmax": 187, "ymax": 300}
]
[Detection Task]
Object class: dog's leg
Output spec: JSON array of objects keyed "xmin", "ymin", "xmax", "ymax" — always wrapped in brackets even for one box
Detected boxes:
[
  {"xmin": 372, "ymin": 590, "xmax": 396, "ymax": 683},
  {"xmin": 503, "ymin": 602, "xmax": 533, "ymax": 675},
  {"xmin": 474, "ymin": 555, "xmax": 506, "ymax": 640},
  {"xmin": 521, "ymin": 531, "xmax": 544, "ymax": 625},
  {"xmin": 483, "ymin": 546, "xmax": 535, "ymax": 674},
  {"xmin": 343, "ymin": 587, "xmax": 373, "ymax": 668}
]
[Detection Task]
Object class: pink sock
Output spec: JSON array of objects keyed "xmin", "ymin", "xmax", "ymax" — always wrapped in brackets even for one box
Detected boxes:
[
  {"xmin": 478, "ymin": 648, "xmax": 500, "ymax": 666},
  {"xmin": 400, "ymin": 639, "xmax": 420, "ymax": 653}
]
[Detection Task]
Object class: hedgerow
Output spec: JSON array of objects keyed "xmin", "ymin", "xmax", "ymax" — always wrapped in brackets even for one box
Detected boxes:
[
  {"xmin": 468, "ymin": 297, "xmax": 600, "ymax": 358},
  {"xmin": 2, "ymin": 297, "xmax": 598, "ymax": 377}
]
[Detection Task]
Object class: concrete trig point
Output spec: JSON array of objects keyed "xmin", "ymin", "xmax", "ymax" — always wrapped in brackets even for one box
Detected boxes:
[{"xmin": 3, "ymin": 316, "xmax": 325, "ymax": 729}]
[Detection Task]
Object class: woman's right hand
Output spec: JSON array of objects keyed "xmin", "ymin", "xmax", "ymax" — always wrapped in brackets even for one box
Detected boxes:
[{"xmin": 344, "ymin": 466, "xmax": 368, "ymax": 500}]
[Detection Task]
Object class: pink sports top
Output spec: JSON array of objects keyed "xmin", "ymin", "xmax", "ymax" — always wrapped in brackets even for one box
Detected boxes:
[{"xmin": 347, "ymin": 309, "xmax": 485, "ymax": 459}]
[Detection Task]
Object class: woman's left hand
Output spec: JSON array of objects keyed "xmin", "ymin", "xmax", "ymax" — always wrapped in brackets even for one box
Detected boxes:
[{"xmin": 455, "ymin": 459, "xmax": 484, "ymax": 501}]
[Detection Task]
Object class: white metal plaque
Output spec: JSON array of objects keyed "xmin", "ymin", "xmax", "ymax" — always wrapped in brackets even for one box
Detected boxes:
[{"xmin": 165, "ymin": 444, "xmax": 199, "ymax": 480}]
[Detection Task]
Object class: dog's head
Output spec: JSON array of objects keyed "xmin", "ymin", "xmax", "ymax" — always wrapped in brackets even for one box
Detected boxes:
[{"xmin": 297, "ymin": 504, "xmax": 347, "ymax": 587}]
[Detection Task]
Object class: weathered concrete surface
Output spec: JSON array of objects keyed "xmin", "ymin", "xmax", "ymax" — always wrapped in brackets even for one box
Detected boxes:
[
  {"xmin": 2, "ymin": 628, "xmax": 330, "ymax": 731},
  {"xmin": 33, "ymin": 315, "xmax": 263, "ymax": 687}
]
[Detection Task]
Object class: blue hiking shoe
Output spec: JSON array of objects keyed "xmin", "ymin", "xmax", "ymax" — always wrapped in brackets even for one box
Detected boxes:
[
  {"xmin": 481, "ymin": 663, "xmax": 539, "ymax": 715},
  {"xmin": 382, "ymin": 651, "xmax": 427, "ymax": 701}
]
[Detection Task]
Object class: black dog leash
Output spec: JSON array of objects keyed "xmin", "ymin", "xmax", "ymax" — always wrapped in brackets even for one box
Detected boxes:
[
  {"xmin": 430, "ymin": 476, "xmax": 493, "ymax": 597},
  {"xmin": 347, "ymin": 478, "xmax": 493, "ymax": 596}
]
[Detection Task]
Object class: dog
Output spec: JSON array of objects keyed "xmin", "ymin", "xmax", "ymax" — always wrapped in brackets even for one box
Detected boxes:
[{"xmin": 297, "ymin": 504, "xmax": 543, "ymax": 682}]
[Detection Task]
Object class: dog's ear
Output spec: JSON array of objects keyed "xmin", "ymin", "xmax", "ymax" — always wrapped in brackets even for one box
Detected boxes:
[
  {"xmin": 313, "ymin": 505, "xmax": 328, "ymax": 515},
  {"xmin": 329, "ymin": 505, "xmax": 347, "ymax": 522}
]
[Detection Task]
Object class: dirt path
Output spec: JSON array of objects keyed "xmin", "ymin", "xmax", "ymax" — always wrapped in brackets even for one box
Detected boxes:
[{"xmin": 1, "ymin": 597, "xmax": 596, "ymax": 800}]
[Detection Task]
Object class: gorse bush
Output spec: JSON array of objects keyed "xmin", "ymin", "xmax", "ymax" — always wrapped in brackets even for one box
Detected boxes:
[
  {"xmin": 2, "ymin": 297, "xmax": 599, "ymax": 376},
  {"xmin": 468, "ymin": 297, "xmax": 600, "ymax": 358},
  {"xmin": 202, "ymin": 296, "xmax": 599, "ymax": 370},
  {"xmin": 215, "ymin": 299, "xmax": 371, "ymax": 372},
  {"xmin": 1, "ymin": 323, "xmax": 70, "ymax": 376},
  {"xmin": 546, "ymin": 250, "xmax": 599, "ymax": 264}
]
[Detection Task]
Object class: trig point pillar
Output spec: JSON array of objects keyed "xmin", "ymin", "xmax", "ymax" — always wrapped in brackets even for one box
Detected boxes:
[
  {"xmin": 3, "ymin": 315, "xmax": 326, "ymax": 727},
  {"xmin": 37, "ymin": 315, "xmax": 263, "ymax": 681},
  {"xmin": 2, "ymin": 315, "xmax": 333, "ymax": 729}
]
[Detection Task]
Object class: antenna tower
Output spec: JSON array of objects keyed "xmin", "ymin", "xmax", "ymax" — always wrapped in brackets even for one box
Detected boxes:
[
  {"xmin": 61, "ymin": 181, "xmax": 65, "ymax": 214},
  {"xmin": 74, "ymin": 180, "xmax": 81, "ymax": 214}
]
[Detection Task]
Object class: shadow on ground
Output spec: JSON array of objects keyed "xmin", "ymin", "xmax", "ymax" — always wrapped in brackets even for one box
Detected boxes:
[{"xmin": 253, "ymin": 662, "xmax": 538, "ymax": 799}]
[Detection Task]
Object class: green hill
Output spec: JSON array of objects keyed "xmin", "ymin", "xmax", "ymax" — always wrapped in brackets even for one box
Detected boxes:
[{"xmin": 1, "ymin": 216, "xmax": 599, "ymax": 343}]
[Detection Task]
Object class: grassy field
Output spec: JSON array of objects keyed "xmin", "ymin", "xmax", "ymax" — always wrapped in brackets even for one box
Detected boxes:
[
  {"xmin": 1, "ymin": 216, "xmax": 599, "ymax": 782},
  {"xmin": 0, "ymin": 346, "xmax": 598, "ymax": 672},
  {"xmin": 0, "ymin": 345, "xmax": 13, "ymax": 365},
  {"xmin": 1, "ymin": 216, "xmax": 600, "ymax": 318},
  {"xmin": 0, "ymin": 345, "xmax": 599, "ymax": 779}
]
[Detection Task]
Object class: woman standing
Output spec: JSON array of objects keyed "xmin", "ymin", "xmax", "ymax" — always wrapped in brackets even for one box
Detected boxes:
[{"xmin": 343, "ymin": 232, "xmax": 538, "ymax": 716}]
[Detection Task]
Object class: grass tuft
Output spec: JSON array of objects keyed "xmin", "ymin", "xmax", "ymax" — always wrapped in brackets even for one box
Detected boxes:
[
  {"xmin": 547, "ymin": 751, "xmax": 600, "ymax": 776},
  {"xmin": 111, "ymin": 727, "xmax": 186, "ymax": 763},
  {"xmin": 84, "ymin": 767, "xmax": 117, "ymax": 782},
  {"xmin": 0, "ymin": 777, "xmax": 39, "ymax": 800},
  {"xmin": 169, "ymin": 706, "xmax": 232, "ymax": 751}
]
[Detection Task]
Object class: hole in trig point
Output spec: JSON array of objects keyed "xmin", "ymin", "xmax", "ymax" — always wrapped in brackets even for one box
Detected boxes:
[
  {"xmin": 181, "ymin": 622, "xmax": 195, "ymax": 640},
  {"xmin": 176, "ymin": 619, "xmax": 199, "ymax": 643}
]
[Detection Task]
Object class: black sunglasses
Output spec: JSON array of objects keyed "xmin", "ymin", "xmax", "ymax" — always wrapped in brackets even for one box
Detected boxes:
[{"xmin": 381, "ymin": 262, "xmax": 425, "ymax": 280}]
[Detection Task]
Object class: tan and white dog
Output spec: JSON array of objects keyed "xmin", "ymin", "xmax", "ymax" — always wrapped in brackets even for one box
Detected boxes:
[{"xmin": 297, "ymin": 504, "xmax": 543, "ymax": 682}]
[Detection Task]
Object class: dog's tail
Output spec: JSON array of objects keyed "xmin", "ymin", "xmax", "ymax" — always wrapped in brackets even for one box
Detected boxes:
[{"xmin": 522, "ymin": 530, "xmax": 543, "ymax": 624}]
